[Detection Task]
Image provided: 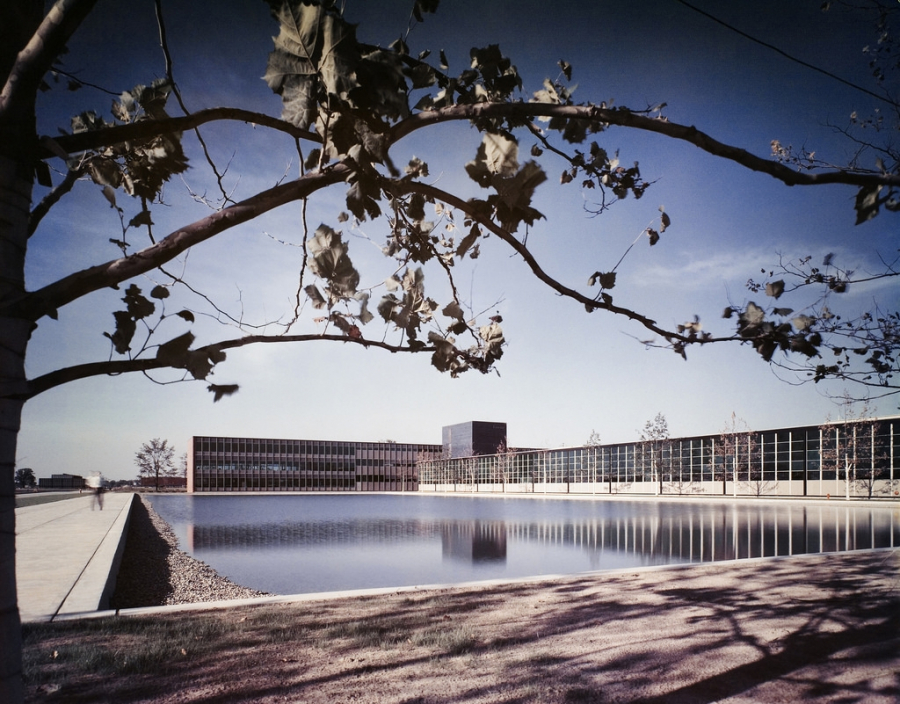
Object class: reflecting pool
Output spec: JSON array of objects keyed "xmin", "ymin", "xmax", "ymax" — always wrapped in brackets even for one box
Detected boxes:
[{"xmin": 145, "ymin": 494, "xmax": 899, "ymax": 596}]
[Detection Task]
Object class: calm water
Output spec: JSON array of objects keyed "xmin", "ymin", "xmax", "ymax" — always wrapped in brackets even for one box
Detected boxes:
[{"xmin": 145, "ymin": 494, "xmax": 899, "ymax": 595}]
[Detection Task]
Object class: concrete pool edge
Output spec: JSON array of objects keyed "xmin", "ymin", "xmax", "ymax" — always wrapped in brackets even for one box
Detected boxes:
[{"xmin": 52, "ymin": 545, "xmax": 899, "ymax": 622}]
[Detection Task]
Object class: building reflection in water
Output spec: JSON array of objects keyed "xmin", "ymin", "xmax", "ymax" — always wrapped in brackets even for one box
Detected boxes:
[
  {"xmin": 184, "ymin": 501, "xmax": 897, "ymax": 568},
  {"xmin": 442, "ymin": 521, "xmax": 507, "ymax": 563}
]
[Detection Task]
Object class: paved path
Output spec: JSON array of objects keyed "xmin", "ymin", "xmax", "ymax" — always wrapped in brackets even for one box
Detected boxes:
[{"xmin": 15, "ymin": 492, "xmax": 134, "ymax": 622}]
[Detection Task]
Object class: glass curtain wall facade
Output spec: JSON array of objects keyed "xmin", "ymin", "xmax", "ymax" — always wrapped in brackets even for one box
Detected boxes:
[
  {"xmin": 419, "ymin": 417, "xmax": 900, "ymax": 498},
  {"xmin": 188, "ymin": 436, "xmax": 441, "ymax": 493}
]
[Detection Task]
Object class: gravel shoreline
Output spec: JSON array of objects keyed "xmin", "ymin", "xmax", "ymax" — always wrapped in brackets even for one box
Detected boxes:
[{"xmin": 110, "ymin": 494, "xmax": 269, "ymax": 609}]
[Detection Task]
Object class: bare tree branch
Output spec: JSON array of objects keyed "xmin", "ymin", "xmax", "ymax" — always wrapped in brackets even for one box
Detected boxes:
[
  {"xmin": 390, "ymin": 103, "xmax": 900, "ymax": 188},
  {"xmin": 389, "ymin": 178, "xmax": 732, "ymax": 348},
  {"xmin": 153, "ymin": 0, "xmax": 234, "ymax": 206},
  {"xmin": 20, "ymin": 333, "xmax": 439, "ymax": 399},
  {"xmin": 27, "ymin": 165, "xmax": 82, "ymax": 237},
  {"xmin": 39, "ymin": 102, "xmax": 900, "ymax": 192},
  {"xmin": 6, "ymin": 164, "xmax": 352, "ymax": 321},
  {"xmin": 39, "ymin": 107, "xmax": 320, "ymax": 158}
]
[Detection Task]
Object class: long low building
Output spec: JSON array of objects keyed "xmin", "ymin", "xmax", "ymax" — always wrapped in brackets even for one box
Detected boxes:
[
  {"xmin": 38, "ymin": 473, "xmax": 85, "ymax": 490},
  {"xmin": 187, "ymin": 436, "xmax": 441, "ymax": 492},
  {"xmin": 419, "ymin": 417, "xmax": 900, "ymax": 499},
  {"xmin": 188, "ymin": 416, "xmax": 900, "ymax": 498}
]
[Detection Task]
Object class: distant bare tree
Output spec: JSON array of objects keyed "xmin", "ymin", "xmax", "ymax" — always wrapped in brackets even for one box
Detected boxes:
[
  {"xmin": 134, "ymin": 438, "xmax": 177, "ymax": 490},
  {"xmin": 718, "ymin": 413, "xmax": 754, "ymax": 497},
  {"xmin": 663, "ymin": 442, "xmax": 699, "ymax": 495},
  {"xmin": 820, "ymin": 397, "xmax": 893, "ymax": 499},
  {"xmin": 741, "ymin": 435, "xmax": 773, "ymax": 497},
  {"xmin": 639, "ymin": 413, "xmax": 669, "ymax": 494}
]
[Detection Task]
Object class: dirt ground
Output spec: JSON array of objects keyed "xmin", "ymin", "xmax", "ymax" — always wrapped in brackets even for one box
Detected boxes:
[{"xmin": 26, "ymin": 550, "xmax": 900, "ymax": 704}]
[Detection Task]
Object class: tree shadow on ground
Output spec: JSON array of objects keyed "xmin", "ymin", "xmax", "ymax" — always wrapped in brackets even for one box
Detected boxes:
[{"xmin": 24, "ymin": 550, "xmax": 900, "ymax": 704}]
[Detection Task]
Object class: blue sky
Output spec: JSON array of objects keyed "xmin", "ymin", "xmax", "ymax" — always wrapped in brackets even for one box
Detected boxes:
[{"xmin": 17, "ymin": 0, "xmax": 899, "ymax": 480}]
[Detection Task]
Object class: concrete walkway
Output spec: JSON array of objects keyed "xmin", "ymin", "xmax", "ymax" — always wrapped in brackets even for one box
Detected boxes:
[{"xmin": 15, "ymin": 492, "xmax": 134, "ymax": 622}]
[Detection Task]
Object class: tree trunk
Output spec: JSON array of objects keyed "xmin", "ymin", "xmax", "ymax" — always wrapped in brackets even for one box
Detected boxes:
[
  {"xmin": 0, "ymin": 149, "xmax": 35, "ymax": 702},
  {"xmin": 1, "ymin": 4, "xmax": 33, "ymax": 699},
  {"xmin": 0, "ymin": 377, "xmax": 26, "ymax": 704},
  {"xmin": 0, "ymin": 7, "xmax": 42, "ymax": 695}
]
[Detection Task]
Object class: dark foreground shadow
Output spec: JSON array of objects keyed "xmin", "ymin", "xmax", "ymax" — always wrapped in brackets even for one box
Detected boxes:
[
  {"xmin": 108, "ymin": 497, "xmax": 173, "ymax": 609},
  {"xmin": 24, "ymin": 550, "xmax": 900, "ymax": 704}
]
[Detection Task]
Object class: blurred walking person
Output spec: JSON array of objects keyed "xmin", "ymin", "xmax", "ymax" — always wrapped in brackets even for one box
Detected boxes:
[{"xmin": 86, "ymin": 472, "xmax": 104, "ymax": 510}]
